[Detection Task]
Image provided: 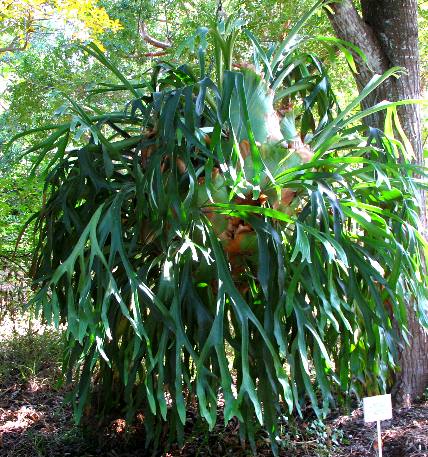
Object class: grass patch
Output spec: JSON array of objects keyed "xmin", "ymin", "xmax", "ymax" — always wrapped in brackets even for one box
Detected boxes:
[{"xmin": 0, "ymin": 326, "xmax": 64, "ymax": 388}]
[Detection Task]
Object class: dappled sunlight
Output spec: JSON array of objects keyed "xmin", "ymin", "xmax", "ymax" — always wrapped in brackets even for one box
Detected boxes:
[
  {"xmin": 1, "ymin": 273, "xmax": 428, "ymax": 456},
  {"xmin": 0, "ymin": 314, "xmax": 58, "ymax": 342},
  {"xmin": 26, "ymin": 376, "xmax": 51, "ymax": 393},
  {"xmin": 0, "ymin": 376, "xmax": 70, "ymax": 456},
  {"xmin": 0, "ymin": 405, "xmax": 43, "ymax": 433}
]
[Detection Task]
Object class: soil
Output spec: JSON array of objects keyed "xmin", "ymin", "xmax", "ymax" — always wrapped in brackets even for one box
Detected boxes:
[
  {"xmin": 1, "ymin": 315, "xmax": 427, "ymax": 457},
  {"xmin": 1, "ymin": 374, "xmax": 427, "ymax": 457}
]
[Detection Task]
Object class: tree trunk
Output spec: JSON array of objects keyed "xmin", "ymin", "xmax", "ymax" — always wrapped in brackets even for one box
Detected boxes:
[
  {"xmin": 328, "ymin": 0, "xmax": 428, "ymax": 405},
  {"xmin": 360, "ymin": 0, "xmax": 424, "ymax": 166}
]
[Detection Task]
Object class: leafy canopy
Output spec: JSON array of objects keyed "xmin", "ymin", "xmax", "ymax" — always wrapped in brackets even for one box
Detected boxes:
[{"xmin": 0, "ymin": 0, "xmax": 122, "ymax": 52}]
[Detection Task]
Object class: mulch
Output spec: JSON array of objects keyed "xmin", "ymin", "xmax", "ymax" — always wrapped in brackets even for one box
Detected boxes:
[
  {"xmin": 332, "ymin": 404, "xmax": 428, "ymax": 457},
  {"xmin": 1, "ymin": 375, "xmax": 427, "ymax": 457}
]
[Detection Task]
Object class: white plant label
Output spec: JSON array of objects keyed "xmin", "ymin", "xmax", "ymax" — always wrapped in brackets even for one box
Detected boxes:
[{"xmin": 363, "ymin": 394, "xmax": 392, "ymax": 423}]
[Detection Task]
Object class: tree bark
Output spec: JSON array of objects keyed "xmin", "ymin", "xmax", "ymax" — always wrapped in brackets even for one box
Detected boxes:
[
  {"xmin": 361, "ymin": 0, "xmax": 424, "ymax": 165},
  {"xmin": 327, "ymin": 0, "xmax": 390, "ymax": 126},
  {"xmin": 328, "ymin": 0, "xmax": 428, "ymax": 405}
]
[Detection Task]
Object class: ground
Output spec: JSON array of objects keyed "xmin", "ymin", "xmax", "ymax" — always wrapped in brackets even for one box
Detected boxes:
[{"xmin": 1, "ymin": 322, "xmax": 427, "ymax": 457}]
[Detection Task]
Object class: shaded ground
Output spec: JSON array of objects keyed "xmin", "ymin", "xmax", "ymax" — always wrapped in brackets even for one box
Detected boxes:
[
  {"xmin": 1, "ymin": 328, "xmax": 427, "ymax": 456},
  {"xmin": 332, "ymin": 404, "xmax": 428, "ymax": 457}
]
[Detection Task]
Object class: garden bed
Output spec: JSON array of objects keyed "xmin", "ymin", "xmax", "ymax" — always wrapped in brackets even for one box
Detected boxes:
[{"xmin": 1, "ymin": 329, "xmax": 427, "ymax": 457}]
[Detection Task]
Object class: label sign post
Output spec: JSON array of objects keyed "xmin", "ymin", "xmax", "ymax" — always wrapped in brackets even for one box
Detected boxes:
[{"xmin": 363, "ymin": 394, "xmax": 392, "ymax": 457}]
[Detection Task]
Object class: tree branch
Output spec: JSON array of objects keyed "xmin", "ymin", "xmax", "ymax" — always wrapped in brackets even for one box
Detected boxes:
[
  {"xmin": 139, "ymin": 21, "xmax": 171, "ymax": 50},
  {"xmin": 0, "ymin": 34, "xmax": 29, "ymax": 54},
  {"xmin": 0, "ymin": 14, "xmax": 32, "ymax": 54},
  {"xmin": 143, "ymin": 51, "xmax": 168, "ymax": 58}
]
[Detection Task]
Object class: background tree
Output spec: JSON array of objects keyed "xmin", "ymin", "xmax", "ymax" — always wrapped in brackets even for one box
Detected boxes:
[
  {"xmin": 0, "ymin": 0, "xmax": 122, "ymax": 53},
  {"xmin": 327, "ymin": 0, "xmax": 428, "ymax": 406}
]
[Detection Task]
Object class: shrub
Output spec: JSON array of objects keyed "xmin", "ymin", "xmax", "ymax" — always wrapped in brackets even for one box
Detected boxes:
[{"xmin": 15, "ymin": 4, "xmax": 427, "ymax": 454}]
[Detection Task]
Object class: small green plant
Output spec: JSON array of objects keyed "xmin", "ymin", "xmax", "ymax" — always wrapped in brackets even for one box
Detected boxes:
[
  {"xmin": 308, "ymin": 419, "xmax": 343, "ymax": 448},
  {"xmin": 0, "ymin": 328, "xmax": 64, "ymax": 387},
  {"xmin": 27, "ymin": 430, "xmax": 48, "ymax": 457}
]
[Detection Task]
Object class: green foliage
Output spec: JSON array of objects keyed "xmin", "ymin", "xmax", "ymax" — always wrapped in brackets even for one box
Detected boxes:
[
  {"xmin": 16, "ymin": 7, "xmax": 428, "ymax": 455},
  {"xmin": 0, "ymin": 328, "xmax": 64, "ymax": 387},
  {"xmin": 0, "ymin": 163, "xmax": 42, "ymax": 255}
]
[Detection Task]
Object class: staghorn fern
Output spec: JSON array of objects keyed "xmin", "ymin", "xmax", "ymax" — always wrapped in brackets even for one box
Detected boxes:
[{"xmin": 13, "ymin": 4, "xmax": 428, "ymax": 455}]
